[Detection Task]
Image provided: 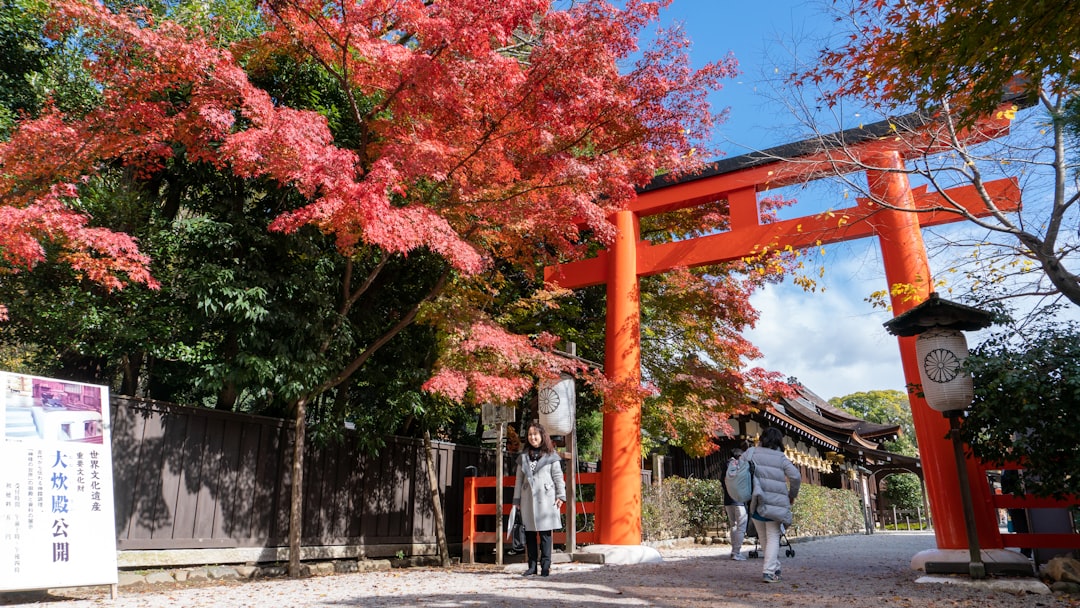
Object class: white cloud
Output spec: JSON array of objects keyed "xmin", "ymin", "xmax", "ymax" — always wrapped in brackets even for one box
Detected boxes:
[{"xmin": 744, "ymin": 241, "xmax": 908, "ymax": 401}]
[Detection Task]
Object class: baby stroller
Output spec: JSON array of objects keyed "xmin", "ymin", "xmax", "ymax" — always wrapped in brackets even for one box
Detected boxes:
[{"xmin": 745, "ymin": 519, "xmax": 795, "ymax": 559}]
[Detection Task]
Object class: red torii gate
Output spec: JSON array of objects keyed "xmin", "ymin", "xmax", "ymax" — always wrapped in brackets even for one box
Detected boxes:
[{"xmin": 545, "ymin": 115, "xmax": 1021, "ymax": 551}]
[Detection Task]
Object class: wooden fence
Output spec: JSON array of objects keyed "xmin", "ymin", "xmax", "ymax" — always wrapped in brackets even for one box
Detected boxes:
[
  {"xmin": 110, "ymin": 396, "xmax": 510, "ymax": 562},
  {"xmin": 985, "ymin": 463, "xmax": 1080, "ymax": 555},
  {"xmin": 460, "ymin": 472, "xmax": 601, "ymax": 564},
  {"xmin": 873, "ymin": 508, "xmax": 930, "ymax": 531}
]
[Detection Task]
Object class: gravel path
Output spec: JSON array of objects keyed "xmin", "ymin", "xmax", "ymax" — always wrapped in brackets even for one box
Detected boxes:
[{"xmin": 2, "ymin": 531, "xmax": 1076, "ymax": 607}]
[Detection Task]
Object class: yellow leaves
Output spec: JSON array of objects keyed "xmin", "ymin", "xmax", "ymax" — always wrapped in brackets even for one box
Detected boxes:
[
  {"xmin": 792, "ymin": 274, "xmax": 818, "ymax": 292},
  {"xmin": 995, "ymin": 105, "xmax": 1018, "ymax": 121},
  {"xmin": 889, "ymin": 281, "xmax": 925, "ymax": 305},
  {"xmin": 865, "ymin": 289, "xmax": 890, "ymax": 311}
]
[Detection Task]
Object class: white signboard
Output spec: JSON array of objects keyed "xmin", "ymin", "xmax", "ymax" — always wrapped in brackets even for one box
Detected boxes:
[{"xmin": 1, "ymin": 372, "xmax": 118, "ymax": 591}]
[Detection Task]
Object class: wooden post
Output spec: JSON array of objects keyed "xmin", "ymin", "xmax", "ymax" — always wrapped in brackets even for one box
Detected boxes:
[
  {"xmin": 495, "ymin": 422, "xmax": 504, "ymax": 566},
  {"xmin": 567, "ymin": 430, "xmax": 577, "ymax": 558},
  {"xmin": 462, "ymin": 476, "xmax": 477, "ymax": 564}
]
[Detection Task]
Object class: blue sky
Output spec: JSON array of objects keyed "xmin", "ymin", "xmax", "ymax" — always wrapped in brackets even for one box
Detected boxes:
[{"xmin": 652, "ymin": 1, "xmax": 911, "ymax": 400}]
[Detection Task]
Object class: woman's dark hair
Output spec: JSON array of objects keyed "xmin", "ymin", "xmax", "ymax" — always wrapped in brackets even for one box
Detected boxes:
[
  {"xmin": 524, "ymin": 422, "xmax": 555, "ymax": 454},
  {"xmin": 732, "ymin": 439, "xmax": 751, "ymax": 458},
  {"xmin": 760, "ymin": 427, "xmax": 784, "ymax": 450}
]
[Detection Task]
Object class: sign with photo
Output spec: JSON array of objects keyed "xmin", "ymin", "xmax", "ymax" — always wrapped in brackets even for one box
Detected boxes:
[{"xmin": 0, "ymin": 372, "xmax": 118, "ymax": 591}]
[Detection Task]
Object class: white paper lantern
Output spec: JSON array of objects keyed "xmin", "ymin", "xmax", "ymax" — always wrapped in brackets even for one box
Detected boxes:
[
  {"xmin": 537, "ymin": 374, "xmax": 575, "ymax": 436},
  {"xmin": 915, "ymin": 328, "xmax": 973, "ymax": 412}
]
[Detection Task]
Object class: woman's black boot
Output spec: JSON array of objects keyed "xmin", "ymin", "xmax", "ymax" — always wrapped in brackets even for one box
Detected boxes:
[{"xmin": 522, "ymin": 562, "xmax": 537, "ymax": 576}]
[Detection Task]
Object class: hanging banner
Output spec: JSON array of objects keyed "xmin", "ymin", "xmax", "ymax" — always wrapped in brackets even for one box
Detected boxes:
[{"xmin": 1, "ymin": 372, "xmax": 118, "ymax": 592}]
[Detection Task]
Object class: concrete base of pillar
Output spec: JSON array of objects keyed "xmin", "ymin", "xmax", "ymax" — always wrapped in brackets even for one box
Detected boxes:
[
  {"xmin": 576, "ymin": 544, "xmax": 663, "ymax": 565},
  {"xmin": 912, "ymin": 547, "xmax": 1034, "ymax": 576}
]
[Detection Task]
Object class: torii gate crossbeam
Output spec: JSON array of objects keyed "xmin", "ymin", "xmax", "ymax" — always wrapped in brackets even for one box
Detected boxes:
[{"xmin": 545, "ymin": 116, "xmax": 1021, "ymax": 552}]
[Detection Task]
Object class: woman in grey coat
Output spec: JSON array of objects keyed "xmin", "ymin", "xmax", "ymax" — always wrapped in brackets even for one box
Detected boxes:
[
  {"xmin": 512, "ymin": 422, "xmax": 566, "ymax": 576},
  {"xmin": 747, "ymin": 427, "xmax": 801, "ymax": 583}
]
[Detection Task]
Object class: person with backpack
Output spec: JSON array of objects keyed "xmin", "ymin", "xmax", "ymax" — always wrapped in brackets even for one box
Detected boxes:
[
  {"xmin": 722, "ymin": 440, "xmax": 751, "ymax": 561},
  {"xmin": 748, "ymin": 427, "xmax": 801, "ymax": 583},
  {"xmin": 512, "ymin": 422, "xmax": 566, "ymax": 577}
]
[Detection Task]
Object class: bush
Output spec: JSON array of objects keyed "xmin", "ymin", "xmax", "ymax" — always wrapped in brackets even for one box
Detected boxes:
[
  {"xmin": 641, "ymin": 476, "xmax": 866, "ymax": 542},
  {"xmin": 673, "ymin": 477, "xmax": 727, "ymax": 535},
  {"xmin": 641, "ymin": 478, "xmax": 690, "ymax": 541},
  {"xmin": 790, "ymin": 485, "xmax": 865, "ymax": 536}
]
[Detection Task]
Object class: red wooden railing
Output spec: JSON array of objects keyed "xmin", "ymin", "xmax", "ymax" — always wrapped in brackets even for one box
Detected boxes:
[
  {"xmin": 461, "ymin": 472, "xmax": 600, "ymax": 564},
  {"xmin": 985, "ymin": 463, "xmax": 1080, "ymax": 551}
]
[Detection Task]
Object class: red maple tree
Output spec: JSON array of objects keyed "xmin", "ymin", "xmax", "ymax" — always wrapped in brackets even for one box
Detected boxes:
[
  {"xmin": 0, "ymin": 112, "xmax": 160, "ymax": 318},
  {"xmin": 2, "ymin": 0, "xmax": 742, "ymax": 400}
]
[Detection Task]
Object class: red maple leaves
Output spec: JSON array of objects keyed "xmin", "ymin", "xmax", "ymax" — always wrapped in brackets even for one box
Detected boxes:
[{"xmin": 1, "ymin": 0, "xmax": 742, "ymax": 407}]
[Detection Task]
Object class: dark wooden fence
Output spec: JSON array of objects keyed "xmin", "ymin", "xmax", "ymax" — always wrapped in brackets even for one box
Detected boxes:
[{"xmin": 110, "ymin": 396, "xmax": 507, "ymax": 559}]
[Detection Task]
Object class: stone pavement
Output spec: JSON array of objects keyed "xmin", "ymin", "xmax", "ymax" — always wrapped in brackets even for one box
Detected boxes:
[{"xmin": 1, "ymin": 531, "xmax": 1077, "ymax": 607}]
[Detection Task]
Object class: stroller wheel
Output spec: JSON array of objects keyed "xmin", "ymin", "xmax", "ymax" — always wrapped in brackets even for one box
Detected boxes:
[
  {"xmin": 748, "ymin": 551, "xmax": 759, "ymax": 559},
  {"xmin": 786, "ymin": 549, "xmax": 795, "ymax": 557}
]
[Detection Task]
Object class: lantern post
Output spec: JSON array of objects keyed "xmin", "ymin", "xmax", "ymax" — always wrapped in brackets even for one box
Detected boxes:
[{"xmin": 883, "ymin": 292, "xmax": 993, "ymax": 579}]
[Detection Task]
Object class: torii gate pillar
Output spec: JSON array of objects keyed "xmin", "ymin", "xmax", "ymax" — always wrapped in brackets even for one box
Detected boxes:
[
  {"xmin": 598, "ymin": 209, "xmax": 643, "ymax": 544},
  {"xmin": 867, "ymin": 151, "xmax": 1001, "ymax": 549}
]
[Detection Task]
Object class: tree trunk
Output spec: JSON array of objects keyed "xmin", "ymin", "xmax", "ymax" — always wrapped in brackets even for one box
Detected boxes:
[
  {"xmin": 288, "ymin": 398, "xmax": 307, "ymax": 577},
  {"xmin": 423, "ymin": 430, "xmax": 451, "ymax": 567},
  {"xmin": 119, "ymin": 351, "xmax": 143, "ymax": 396}
]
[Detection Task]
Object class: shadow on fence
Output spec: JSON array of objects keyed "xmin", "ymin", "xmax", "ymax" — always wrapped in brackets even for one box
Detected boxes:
[{"xmin": 110, "ymin": 396, "xmax": 501, "ymax": 564}]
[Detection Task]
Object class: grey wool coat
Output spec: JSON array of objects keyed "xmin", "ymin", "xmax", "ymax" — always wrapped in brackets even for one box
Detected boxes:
[
  {"xmin": 745, "ymin": 446, "xmax": 802, "ymax": 526},
  {"xmin": 512, "ymin": 451, "xmax": 567, "ymax": 532}
]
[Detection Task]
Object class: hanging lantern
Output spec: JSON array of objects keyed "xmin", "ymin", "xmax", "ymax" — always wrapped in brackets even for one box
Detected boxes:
[
  {"xmin": 537, "ymin": 374, "xmax": 575, "ymax": 436},
  {"xmin": 915, "ymin": 327, "xmax": 973, "ymax": 412}
]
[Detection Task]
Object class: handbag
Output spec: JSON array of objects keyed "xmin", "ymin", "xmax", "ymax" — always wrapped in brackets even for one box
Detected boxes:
[{"xmin": 506, "ymin": 505, "xmax": 527, "ymax": 554}]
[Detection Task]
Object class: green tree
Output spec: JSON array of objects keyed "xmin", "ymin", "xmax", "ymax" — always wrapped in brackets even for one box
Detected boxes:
[
  {"xmin": 829, "ymin": 390, "xmax": 917, "ymax": 456},
  {"xmin": 0, "ymin": 0, "xmax": 105, "ymax": 136},
  {"xmin": 881, "ymin": 473, "xmax": 923, "ymax": 513},
  {"xmin": 959, "ymin": 315, "xmax": 1080, "ymax": 499}
]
